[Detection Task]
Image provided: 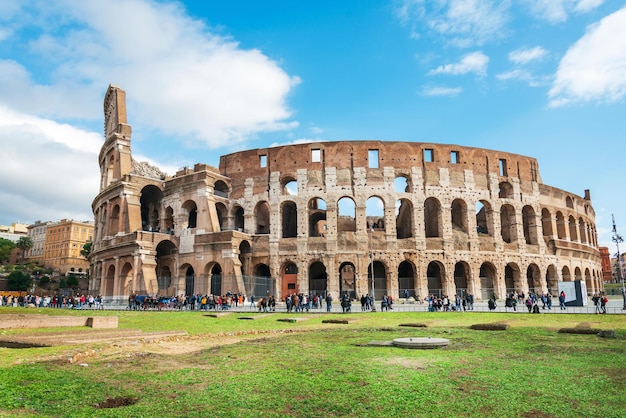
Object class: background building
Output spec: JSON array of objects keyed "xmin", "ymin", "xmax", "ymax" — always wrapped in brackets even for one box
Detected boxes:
[
  {"xmin": 43, "ymin": 219, "xmax": 93, "ymax": 275},
  {"xmin": 25, "ymin": 220, "xmax": 51, "ymax": 263},
  {"xmin": 91, "ymin": 85, "xmax": 603, "ymax": 305}
]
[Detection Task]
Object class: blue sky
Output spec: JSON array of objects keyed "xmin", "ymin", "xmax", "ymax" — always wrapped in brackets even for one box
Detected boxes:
[{"xmin": 0, "ymin": 0, "xmax": 625, "ymax": 254}]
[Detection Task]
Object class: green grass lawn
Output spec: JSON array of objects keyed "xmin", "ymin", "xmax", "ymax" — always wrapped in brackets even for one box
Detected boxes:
[{"xmin": 0, "ymin": 309, "xmax": 624, "ymax": 417}]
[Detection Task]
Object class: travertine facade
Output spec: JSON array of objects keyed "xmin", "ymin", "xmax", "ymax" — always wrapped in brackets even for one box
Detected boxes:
[{"xmin": 90, "ymin": 85, "xmax": 603, "ymax": 304}]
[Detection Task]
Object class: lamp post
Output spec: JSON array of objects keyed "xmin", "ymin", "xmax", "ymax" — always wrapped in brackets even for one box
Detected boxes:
[
  {"xmin": 611, "ymin": 215, "xmax": 626, "ymax": 310},
  {"xmin": 369, "ymin": 227, "xmax": 376, "ymax": 312}
]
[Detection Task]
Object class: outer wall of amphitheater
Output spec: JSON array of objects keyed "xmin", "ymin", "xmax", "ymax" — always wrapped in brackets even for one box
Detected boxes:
[
  {"xmin": 217, "ymin": 141, "xmax": 602, "ymax": 301},
  {"xmin": 90, "ymin": 86, "xmax": 602, "ymax": 303}
]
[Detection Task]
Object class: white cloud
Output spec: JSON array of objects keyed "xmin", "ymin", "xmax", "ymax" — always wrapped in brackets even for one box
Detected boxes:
[
  {"xmin": 524, "ymin": 0, "xmax": 604, "ymax": 23},
  {"xmin": 396, "ymin": 0, "xmax": 511, "ymax": 47},
  {"xmin": 428, "ymin": 51, "xmax": 489, "ymax": 76},
  {"xmin": 509, "ymin": 46, "xmax": 548, "ymax": 64},
  {"xmin": 549, "ymin": 6, "xmax": 626, "ymax": 107},
  {"xmin": 496, "ymin": 69, "xmax": 548, "ymax": 87},
  {"xmin": 0, "ymin": 107, "xmax": 101, "ymax": 224},
  {"xmin": 421, "ymin": 85, "xmax": 463, "ymax": 97},
  {"xmin": 0, "ymin": 0, "xmax": 300, "ymax": 148}
]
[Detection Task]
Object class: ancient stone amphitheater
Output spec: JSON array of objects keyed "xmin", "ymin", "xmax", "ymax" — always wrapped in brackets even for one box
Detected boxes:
[{"xmin": 90, "ymin": 85, "xmax": 602, "ymax": 305}]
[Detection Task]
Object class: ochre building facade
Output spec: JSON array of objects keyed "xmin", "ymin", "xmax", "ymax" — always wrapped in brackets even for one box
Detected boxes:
[{"xmin": 90, "ymin": 85, "xmax": 603, "ymax": 304}]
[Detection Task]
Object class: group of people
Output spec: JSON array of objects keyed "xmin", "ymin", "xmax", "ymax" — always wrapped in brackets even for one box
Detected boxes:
[
  {"xmin": 426, "ymin": 293, "xmax": 475, "ymax": 312},
  {"xmin": 0, "ymin": 293, "xmax": 103, "ymax": 309}
]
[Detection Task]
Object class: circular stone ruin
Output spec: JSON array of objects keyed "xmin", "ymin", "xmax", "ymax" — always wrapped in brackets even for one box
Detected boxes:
[{"xmin": 392, "ymin": 337, "xmax": 449, "ymax": 349}]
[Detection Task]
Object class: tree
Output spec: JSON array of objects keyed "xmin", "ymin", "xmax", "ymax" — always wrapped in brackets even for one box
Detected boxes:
[
  {"xmin": 81, "ymin": 241, "xmax": 92, "ymax": 259},
  {"xmin": 16, "ymin": 236, "xmax": 33, "ymax": 263},
  {"xmin": 66, "ymin": 275, "xmax": 79, "ymax": 288},
  {"xmin": 7, "ymin": 270, "xmax": 31, "ymax": 291},
  {"xmin": 0, "ymin": 238, "xmax": 16, "ymax": 263}
]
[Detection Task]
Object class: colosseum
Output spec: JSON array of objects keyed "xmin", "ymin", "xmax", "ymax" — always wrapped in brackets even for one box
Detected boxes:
[{"xmin": 90, "ymin": 85, "xmax": 603, "ymax": 305}]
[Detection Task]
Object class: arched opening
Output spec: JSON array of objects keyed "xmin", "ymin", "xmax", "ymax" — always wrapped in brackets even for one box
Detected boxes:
[
  {"xmin": 451, "ymin": 199, "xmax": 468, "ymax": 233},
  {"xmin": 216, "ymin": 202, "xmax": 227, "ymax": 231},
  {"xmin": 282, "ymin": 262, "xmax": 298, "ymax": 296},
  {"xmin": 556, "ymin": 212, "xmax": 566, "ymax": 239},
  {"xmin": 562, "ymin": 266, "xmax": 571, "ymax": 282},
  {"xmin": 337, "ymin": 197, "xmax": 356, "ymax": 232},
  {"xmin": 500, "ymin": 204, "xmax": 517, "ymax": 243},
  {"xmin": 522, "ymin": 205, "xmax": 538, "ymax": 245},
  {"xmin": 140, "ymin": 185, "xmax": 163, "ymax": 231},
  {"xmin": 568, "ymin": 215, "xmax": 578, "ymax": 242},
  {"xmin": 498, "ymin": 181, "xmax": 514, "ymax": 199},
  {"xmin": 210, "ymin": 264, "xmax": 222, "ymax": 296},
  {"xmin": 181, "ymin": 200, "xmax": 198, "ymax": 229},
  {"xmin": 185, "ymin": 265, "xmax": 195, "ymax": 296},
  {"xmin": 574, "ymin": 267, "xmax": 582, "ymax": 281},
  {"xmin": 339, "ymin": 262, "xmax": 356, "ymax": 300},
  {"xmin": 395, "ymin": 199, "xmax": 413, "ymax": 239},
  {"xmin": 366, "ymin": 196, "xmax": 385, "ymax": 231},
  {"xmin": 398, "ymin": 261, "xmax": 415, "ymax": 299},
  {"xmin": 282, "ymin": 178, "xmax": 298, "ymax": 195},
  {"xmin": 309, "ymin": 262, "xmax": 328, "ymax": 297},
  {"xmin": 121, "ymin": 262, "xmax": 133, "ymax": 296},
  {"xmin": 109, "ymin": 204, "xmax": 120, "ymax": 235},
  {"xmin": 104, "ymin": 265, "xmax": 115, "ymax": 297},
  {"xmin": 164, "ymin": 207, "xmax": 174, "ymax": 233},
  {"xmin": 566, "ymin": 196, "xmax": 574, "ymax": 208},
  {"xmin": 308, "ymin": 198, "xmax": 327, "ymax": 237},
  {"xmin": 585, "ymin": 268, "xmax": 592, "ymax": 292},
  {"xmin": 368, "ymin": 260, "xmax": 387, "ymax": 300},
  {"xmin": 526, "ymin": 264, "xmax": 541, "ymax": 294},
  {"xmin": 475, "ymin": 200, "xmax": 491, "ymax": 235},
  {"xmin": 546, "ymin": 265, "xmax": 558, "ymax": 294},
  {"xmin": 394, "ymin": 176, "xmax": 410, "ymax": 193},
  {"xmin": 252, "ymin": 263, "xmax": 272, "ymax": 298},
  {"xmin": 454, "ymin": 262, "xmax": 469, "ymax": 296},
  {"xmin": 214, "ymin": 180, "xmax": 229, "ymax": 198},
  {"xmin": 155, "ymin": 240, "xmax": 177, "ymax": 295},
  {"xmin": 479, "ymin": 262, "xmax": 497, "ymax": 299},
  {"xmin": 426, "ymin": 261, "xmax": 444, "ymax": 297},
  {"xmin": 541, "ymin": 208, "xmax": 553, "ymax": 237},
  {"xmin": 578, "ymin": 218, "xmax": 587, "ymax": 244},
  {"xmin": 233, "ymin": 206, "xmax": 245, "ymax": 232},
  {"xmin": 424, "ymin": 197, "xmax": 441, "ymax": 238},
  {"xmin": 254, "ymin": 201, "xmax": 271, "ymax": 234},
  {"xmin": 281, "ymin": 201, "xmax": 297, "ymax": 238},
  {"xmin": 505, "ymin": 263, "xmax": 521, "ymax": 294},
  {"xmin": 238, "ymin": 241, "xmax": 252, "ymax": 277}
]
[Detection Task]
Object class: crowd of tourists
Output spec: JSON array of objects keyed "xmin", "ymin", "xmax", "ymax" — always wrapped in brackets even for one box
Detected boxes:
[
  {"xmin": 0, "ymin": 293, "xmax": 104, "ymax": 309},
  {"xmin": 426, "ymin": 293, "xmax": 475, "ymax": 312}
]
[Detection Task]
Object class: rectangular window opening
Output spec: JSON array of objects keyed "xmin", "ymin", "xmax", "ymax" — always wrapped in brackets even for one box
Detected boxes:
[
  {"xmin": 451, "ymin": 151, "xmax": 459, "ymax": 164},
  {"xmin": 368, "ymin": 149, "xmax": 379, "ymax": 168},
  {"xmin": 311, "ymin": 149, "xmax": 321, "ymax": 163},
  {"xmin": 259, "ymin": 155, "xmax": 267, "ymax": 168},
  {"xmin": 499, "ymin": 159, "xmax": 507, "ymax": 176},
  {"xmin": 424, "ymin": 149, "xmax": 434, "ymax": 163}
]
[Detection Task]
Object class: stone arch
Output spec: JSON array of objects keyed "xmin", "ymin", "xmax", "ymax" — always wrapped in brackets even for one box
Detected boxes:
[
  {"xmin": 164, "ymin": 206, "xmax": 174, "ymax": 233},
  {"xmin": 104, "ymin": 265, "xmax": 115, "ymax": 297},
  {"xmin": 120, "ymin": 262, "xmax": 133, "ymax": 296},
  {"xmin": 574, "ymin": 267, "xmax": 582, "ymax": 281},
  {"xmin": 210, "ymin": 263, "xmax": 222, "ymax": 296},
  {"xmin": 282, "ymin": 261, "xmax": 298, "ymax": 296},
  {"xmin": 546, "ymin": 265, "xmax": 558, "ymax": 293},
  {"xmin": 215, "ymin": 202, "xmax": 227, "ymax": 231},
  {"xmin": 585, "ymin": 268, "xmax": 592, "ymax": 292},
  {"xmin": 398, "ymin": 260, "xmax": 416, "ymax": 299},
  {"xmin": 394, "ymin": 175, "xmax": 410, "ymax": 192},
  {"xmin": 252, "ymin": 263, "xmax": 271, "ymax": 298},
  {"xmin": 500, "ymin": 204, "xmax": 517, "ymax": 243},
  {"xmin": 181, "ymin": 200, "xmax": 198, "ymax": 229},
  {"xmin": 426, "ymin": 260, "xmax": 445, "ymax": 297},
  {"xmin": 395, "ymin": 199, "xmax": 413, "ymax": 239},
  {"xmin": 566, "ymin": 196, "xmax": 574, "ymax": 208},
  {"xmin": 541, "ymin": 208, "xmax": 553, "ymax": 237},
  {"xmin": 238, "ymin": 240, "xmax": 252, "ymax": 277},
  {"xmin": 281, "ymin": 200, "xmax": 297, "ymax": 238},
  {"xmin": 568, "ymin": 215, "xmax": 578, "ymax": 242},
  {"xmin": 451, "ymin": 199, "xmax": 468, "ymax": 234},
  {"xmin": 368, "ymin": 260, "xmax": 387, "ymax": 300},
  {"xmin": 556, "ymin": 211, "xmax": 567, "ymax": 239},
  {"xmin": 522, "ymin": 205, "xmax": 538, "ymax": 245},
  {"xmin": 308, "ymin": 198, "xmax": 327, "ymax": 237},
  {"xmin": 282, "ymin": 177, "xmax": 298, "ymax": 196},
  {"xmin": 109, "ymin": 204, "xmax": 120, "ymax": 235},
  {"xmin": 181, "ymin": 265, "xmax": 195, "ymax": 296},
  {"xmin": 155, "ymin": 240, "xmax": 176, "ymax": 295},
  {"xmin": 214, "ymin": 180, "xmax": 229, "ymax": 198},
  {"xmin": 479, "ymin": 262, "xmax": 497, "ymax": 299},
  {"xmin": 254, "ymin": 201, "xmax": 271, "ymax": 234},
  {"xmin": 337, "ymin": 196, "xmax": 356, "ymax": 232},
  {"xmin": 140, "ymin": 185, "xmax": 163, "ymax": 231},
  {"xmin": 475, "ymin": 200, "xmax": 492, "ymax": 235},
  {"xmin": 578, "ymin": 217, "xmax": 587, "ymax": 244},
  {"xmin": 232, "ymin": 205, "xmax": 245, "ymax": 232},
  {"xmin": 526, "ymin": 263, "xmax": 541, "ymax": 293},
  {"xmin": 366, "ymin": 196, "xmax": 385, "ymax": 231},
  {"xmin": 498, "ymin": 181, "xmax": 514, "ymax": 199},
  {"xmin": 562, "ymin": 266, "xmax": 571, "ymax": 282},
  {"xmin": 339, "ymin": 262, "xmax": 356, "ymax": 299},
  {"xmin": 424, "ymin": 197, "xmax": 441, "ymax": 238},
  {"xmin": 453, "ymin": 261, "xmax": 470, "ymax": 296},
  {"xmin": 505, "ymin": 263, "xmax": 522, "ymax": 293},
  {"xmin": 309, "ymin": 261, "xmax": 328, "ymax": 297}
]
